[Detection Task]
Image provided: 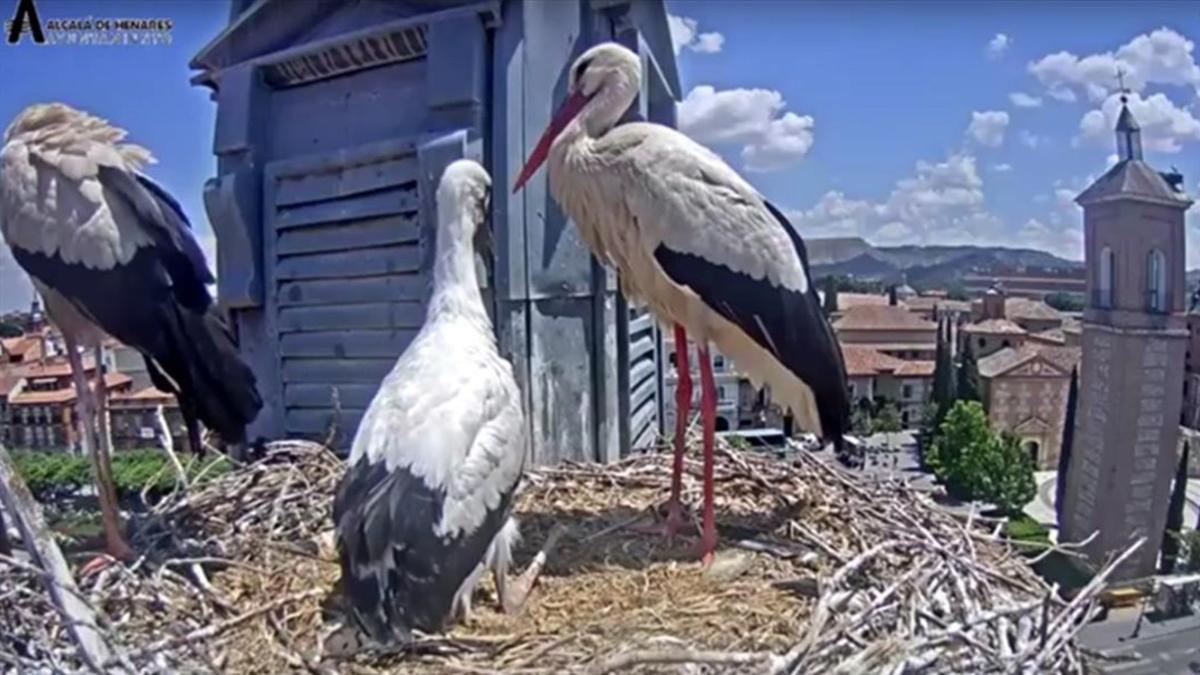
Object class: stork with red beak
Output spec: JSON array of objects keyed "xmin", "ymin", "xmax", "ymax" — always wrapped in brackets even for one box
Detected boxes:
[{"xmin": 513, "ymin": 42, "xmax": 850, "ymax": 565}]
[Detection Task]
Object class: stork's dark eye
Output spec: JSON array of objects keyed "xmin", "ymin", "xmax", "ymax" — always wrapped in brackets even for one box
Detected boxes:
[{"xmin": 572, "ymin": 57, "xmax": 592, "ymax": 84}]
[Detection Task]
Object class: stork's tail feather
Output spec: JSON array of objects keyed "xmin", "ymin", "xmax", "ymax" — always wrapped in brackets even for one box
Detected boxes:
[{"xmin": 147, "ymin": 304, "xmax": 262, "ymax": 447}]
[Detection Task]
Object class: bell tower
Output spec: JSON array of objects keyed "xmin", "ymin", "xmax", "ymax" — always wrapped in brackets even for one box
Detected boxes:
[{"xmin": 1059, "ymin": 93, "xmax": 1195, "ymax": 579}]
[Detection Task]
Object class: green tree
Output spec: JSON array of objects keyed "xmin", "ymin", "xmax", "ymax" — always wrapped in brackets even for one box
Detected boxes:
[
  {"xmin": 946, "ymin": 283, "xmax": 969, "ymax": 301},
  {"xmin": 1055, "ymin": 367, "xmax": 1078, "ymax": 524},
  {"xmin": 1160, "ymin": 443, "xmax": 1191, "ymax": 574},
  {"xmin": 956, "ymin": 339, "xmax": 981, "ymax": 402},
  {"xmin": 822, "ymin": 276, "xmax": 839, "ymax": 316},
  {"xmin": 932, "ymin": 401, "xmax": 1036, "ymax": 515},
  {"xmin": 872, "ymin": 401, "xmax": 902, "ymax": 433},
  {"xmin": 916, "ymin": 402, "xmax": 940, "ymax": 471},
  {"xmin": 1044, "ymin": 292, "xmax": 1085, "ymax": 312},
  {"xmin": 0, "ymin": 321, "xmax": 22, "ymax": 338},
  {"xmin": 851, "ymin": 403, "xmax": 873, "ymax": 436},
  {"xmin": 931, "ymin": 400, "xmax": 991, "ymax": 483}
]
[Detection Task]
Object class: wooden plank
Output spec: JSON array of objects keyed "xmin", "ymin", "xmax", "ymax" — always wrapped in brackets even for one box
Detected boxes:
[
  {"xmin": 279, "ymin": 329, "xmax": 418, "ymax": 358},
  {"xmin": 275, "ymin": 215, "xmax": 421, "ymax": 256},
  {"xmin": 275, "ymin": 245, "xmax": 421, "ymax": 280},
  {"xmin": 630, "ymin": 396, "xmax": 658, "ymax": 449},
  {"xmin": 275, "ymin": 187, "xmax": 419, "ymax": 230},
  {"xmin": 286, "ymin": 408, "xmax": 366, "ymax": 435},
  {"xmin": 629, "ymin": 312, "xmax": 653, "ymax": 335},
  {"xmin": 629, "ymin": 335, "xmax": 655, "ymax": 362},
  {"xmin": 285, "ymin": 383, "xmax": 381, "ymax": 410},
  {"xmin": 275, "ymin": 154, "xmax": 419, "ymax": 207},
  {"xmin": 278, "ymin": 275, "xmax": 428, "ymax": 306},
  {"xmin": 282, "ymin": 357, "xmax": 396, "ymax": 384},
  {"xmin": 278, "ymin": 301, "xmax": 427, "ymax": 333},
  {"xmin": 629, "ymin": 358, "xmax": 656, "ymax": 394}
]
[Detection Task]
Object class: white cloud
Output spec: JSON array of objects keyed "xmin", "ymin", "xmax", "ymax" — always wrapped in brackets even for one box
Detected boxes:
[
  {"xmin": 668, "ymin": 15, "xmax": 725, "ymax": 55},
  {"xmin": 966, "ymin": 110, "xmax": 1010, "ymax": 148},
  {"xmin": 787, "ymin": 153, "xmax": 997, "ymax": 246},
  {"xmin": 992, "ymin": 163, "xmax": 1013, "ymax": 172},
  {"xmin": 1018, "ymin": 218, "xmax": 1083, "ymax": 260},
  {"xmin": 987, "ymin": 33, "xmax": 1011, "ymax": 60},
  {"xmin": 1018, "ymin": 129, "xmax": 1043, "ymax": 148},
  {"xmin": 1029, "ymin": 27, "xmax": 1200, "ymax": 103},
  {"xmin": 678, "ymin": 85, "xmax": 815, "ymax": 172},
  {"xmin": 1078, "ymin": 91, "xmax": 1200, "ymax": 153},
  {"xmin": 1009, "ymin": 92, "xmax": 1043, "ymax": 108},
  {"xmin": 1106, "ymin": 153, "xmax": 1119, "ymax": 167}
]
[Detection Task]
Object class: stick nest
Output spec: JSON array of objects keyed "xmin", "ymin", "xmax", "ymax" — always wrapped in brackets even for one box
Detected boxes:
[{"xmin": 1, "ymin": 439, "xmax": 1123, "ymax": 674}]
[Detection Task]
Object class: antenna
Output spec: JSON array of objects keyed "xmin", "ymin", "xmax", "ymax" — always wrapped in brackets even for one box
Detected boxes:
[{"xmin": 1115, "ymin": 67, "xmax": 1130, "ymax": 104}]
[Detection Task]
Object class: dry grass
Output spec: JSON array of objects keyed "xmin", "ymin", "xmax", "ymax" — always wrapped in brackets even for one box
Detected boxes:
[{"xmin": 1, "ymin": 439, "xmax": 1128, "ymax": 674}]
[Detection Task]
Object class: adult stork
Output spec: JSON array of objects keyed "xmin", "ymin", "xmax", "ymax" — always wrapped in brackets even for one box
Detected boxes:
[
  {"xmin": 332, "ymin": 159, "xmax": 529, "ymax": 648},
  {"xmin": 0, "ymin": 103, "xmax": 263, "ymax": 564},
  {"xmin": 513, "ymin": 43, "xmax": 850, "ymax": 565}
]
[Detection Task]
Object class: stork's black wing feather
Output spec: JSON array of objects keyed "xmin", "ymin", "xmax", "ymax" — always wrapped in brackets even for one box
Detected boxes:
[
  {"xmin": 332, "ymin": 456, "xmax": 514, "ymax": 646},
  {"xmin": 12, "ymin": 246, "xmax": 261, "ymax": 447},
  {"xmin": 97, "ymin": 166, "xmax": 214, "ymax": 310},
  {"xmin": 652, "ymin": 200, "xmax": 849, "ymax": 446}
]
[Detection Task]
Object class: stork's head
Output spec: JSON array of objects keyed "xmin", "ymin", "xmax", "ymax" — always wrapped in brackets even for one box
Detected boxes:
[
  {"xmin": 513, "ymin": 42, "xmax": 642, "ymax": 193},
  {"xmin": 437, "ymin": 159, "xmax": 492, "ymax": 257}
]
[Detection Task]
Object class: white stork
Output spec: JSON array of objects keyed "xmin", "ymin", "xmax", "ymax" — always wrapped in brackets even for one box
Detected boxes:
[
  {"xmin": 0, "ymin": 103, "xmax": 263, "ymax": 565},
  {"xmin": 513, "ymin": 43, "xmax": 850, "ymax": 565},
  {"xmin": 332, "ymin": 159, "xmax": 528, "ymax": 648}
]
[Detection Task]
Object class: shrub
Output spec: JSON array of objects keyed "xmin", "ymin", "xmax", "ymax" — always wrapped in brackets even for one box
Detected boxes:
[{"xmin": 11, "ymin": 449, "xmax": 230, "ymax": 501}]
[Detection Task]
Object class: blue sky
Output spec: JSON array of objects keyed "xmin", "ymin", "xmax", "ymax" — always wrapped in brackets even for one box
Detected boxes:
[
  {"xmin": 1, "ymin": 1, "xmax": 1199, "ymax": 312},
  {"xmin": 667, "ymin": 0, "xmax": 1200, "ymax": 265}
]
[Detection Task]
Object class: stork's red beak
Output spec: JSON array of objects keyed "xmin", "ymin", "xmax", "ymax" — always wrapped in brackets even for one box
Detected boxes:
[{"xmin": 512, "ymin": 90, "xmax": 591, "ymax": 193}]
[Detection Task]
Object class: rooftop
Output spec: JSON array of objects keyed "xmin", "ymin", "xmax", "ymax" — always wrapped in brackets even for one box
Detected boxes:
[
  {"xmin": 978, "ymin": 345, "xmax": 1081, "ymax": 379},
  {"xmin": 1076, "ymin": 159, "xmax": 1192, "ymax": 208},
  {"xmin": 962, "ymin": 318, "xmax": 1028, "ymax": 336},
  {"xmin": 8, "ymin": 372, "xmax": 132, "ymax": 406},
  {"xmin": 833, "ymin": 305, "xmax": 937, "ymax": 332},
  {"xmin": 841, "ymin": 344, "xmax": 935, "ymax": 378}
]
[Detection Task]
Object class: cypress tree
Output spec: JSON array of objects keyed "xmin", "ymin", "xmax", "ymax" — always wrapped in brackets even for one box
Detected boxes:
[
  {"xmin": 956, "ymin": 339, "xmax": 981, "ymax": 402},
  {"xmin": 1160, "ymin": 442, "xmax": 1190, "ymax": 574},
  {"xmin": 1055, "ymin": 367, "xmax": 1078, "ymax": 524},
  {"xmin": 822, "ymin": 276, "xmax": 839, "ymax": 316}
]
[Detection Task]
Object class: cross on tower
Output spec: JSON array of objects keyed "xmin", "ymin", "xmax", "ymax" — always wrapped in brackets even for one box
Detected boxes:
[{"xmin": 1116, "ymin": 68, "xmax": 1130, "ymax": 103}]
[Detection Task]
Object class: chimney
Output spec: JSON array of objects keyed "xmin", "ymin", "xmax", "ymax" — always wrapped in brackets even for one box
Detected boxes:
[{"xmin": 983, "ymin": 282, "xmax": 1006, "ymax": 320}]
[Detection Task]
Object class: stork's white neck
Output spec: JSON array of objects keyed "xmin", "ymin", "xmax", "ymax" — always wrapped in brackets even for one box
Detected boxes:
[{"xmin": 427, "ymin": 206, "xmax": 488, "ymax": 325}]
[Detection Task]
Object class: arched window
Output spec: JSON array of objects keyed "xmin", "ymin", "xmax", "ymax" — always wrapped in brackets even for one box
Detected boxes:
[
  {"xmin": 1098, "ymin": 246, "xmax": 1115, "ymax": 308},
  {"xmin": 1146, "ymin": 248, "xmax": 1167, "ymax": 312},
  {"xmin": 1023, "ymin": 440, "xmax": 1040, "ymax": 467}
]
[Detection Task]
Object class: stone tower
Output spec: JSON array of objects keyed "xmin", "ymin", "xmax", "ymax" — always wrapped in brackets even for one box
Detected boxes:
[{"xmin": 1060, "ymin": 96, "xmax": 1195, "ymax": 579}]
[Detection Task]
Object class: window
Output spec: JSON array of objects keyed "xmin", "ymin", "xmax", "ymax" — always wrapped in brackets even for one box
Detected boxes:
[
  {"xmin": 1146, "ymin": 248, "xmax": 1167, "ymax": 313},
  {"xmin": 713, "ymin": 355, "xmax": 725, "ymax": 370},
  {"xmin": 1098, "ymin": 246, "xmax": 1115, "ymax": 308},
  {"xmin": 902, "ymin": 384, "xmax": 913, "ymax": 400},
  {"xmin": 1002, "ymin": 339, "xmax": 1011, "ymax": 348},
  {"xmin": 978, "ymin": 337, "xmax": 986, "ymax": 349},
  {"xmin": 849, "ymin": 383, "xmax": 857, "ymax": 399}
]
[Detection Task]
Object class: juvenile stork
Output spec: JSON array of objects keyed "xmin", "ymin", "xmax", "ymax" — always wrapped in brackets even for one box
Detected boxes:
[
  {"xmin": 0, "ymin": 103, "xmax": 263, "ymax": 564},
  {"xmin": 332, "ymin": 160, "xmax": 529, "ymax": 648},
  {"xmin": 514, "ymin": 43, "xmax": 850, "ymax": 565}
]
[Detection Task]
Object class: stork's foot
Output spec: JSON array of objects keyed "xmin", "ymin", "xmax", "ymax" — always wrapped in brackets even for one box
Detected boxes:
[
  {"xmin": 693, "ymin": 529, "xmax": 719, "ymax": 569},
  {"xmin": 632, "ymin": 498, "xmax": 692, "ymax": 539}
]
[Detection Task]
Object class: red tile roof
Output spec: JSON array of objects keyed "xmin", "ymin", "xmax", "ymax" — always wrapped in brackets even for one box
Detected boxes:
[
  {"xmin": 833, "ymin": 305, "xmax": 938, "ymax": 332},
  {"xmin": 895, "ymin": 361, "xmax": 936, "ymax": 377},
  {"xmin": 9, "ymin": 372, "xmax": 132, "ymax": 405},
  {"xmin": 963, "ymin": 318, "xmax": 1028, "ymax": 335},
  {"xmin": 841, "ymin": 344, "xmax": 935, "ymax": 378}
]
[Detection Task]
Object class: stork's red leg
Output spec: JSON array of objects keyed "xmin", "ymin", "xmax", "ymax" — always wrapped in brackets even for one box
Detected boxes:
[
  {"xmin": 633, "ymin": 324, "xmax": 690, "ymax": 539},
  {"xmin": 695, "ymin": 342, "xmax": 718, "ymax": 567},
  {"xmin": 663, "ymin": 324, "xmax": 691, "ymax": 532}
]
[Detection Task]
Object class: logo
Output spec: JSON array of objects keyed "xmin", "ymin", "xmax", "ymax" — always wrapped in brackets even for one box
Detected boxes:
[
  {"xmin": 4, "ymin": 0, "xmax": 173, "ymax": 47},
  {"xmin": 5, "ymin": 0, "xmax": 45, "ymax": 45}
]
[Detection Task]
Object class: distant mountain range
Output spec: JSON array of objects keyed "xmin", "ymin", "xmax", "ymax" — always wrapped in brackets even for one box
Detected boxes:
[{"xmin": 806, "ymin": 237, "xmax": 1085, "ymax": 287}]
